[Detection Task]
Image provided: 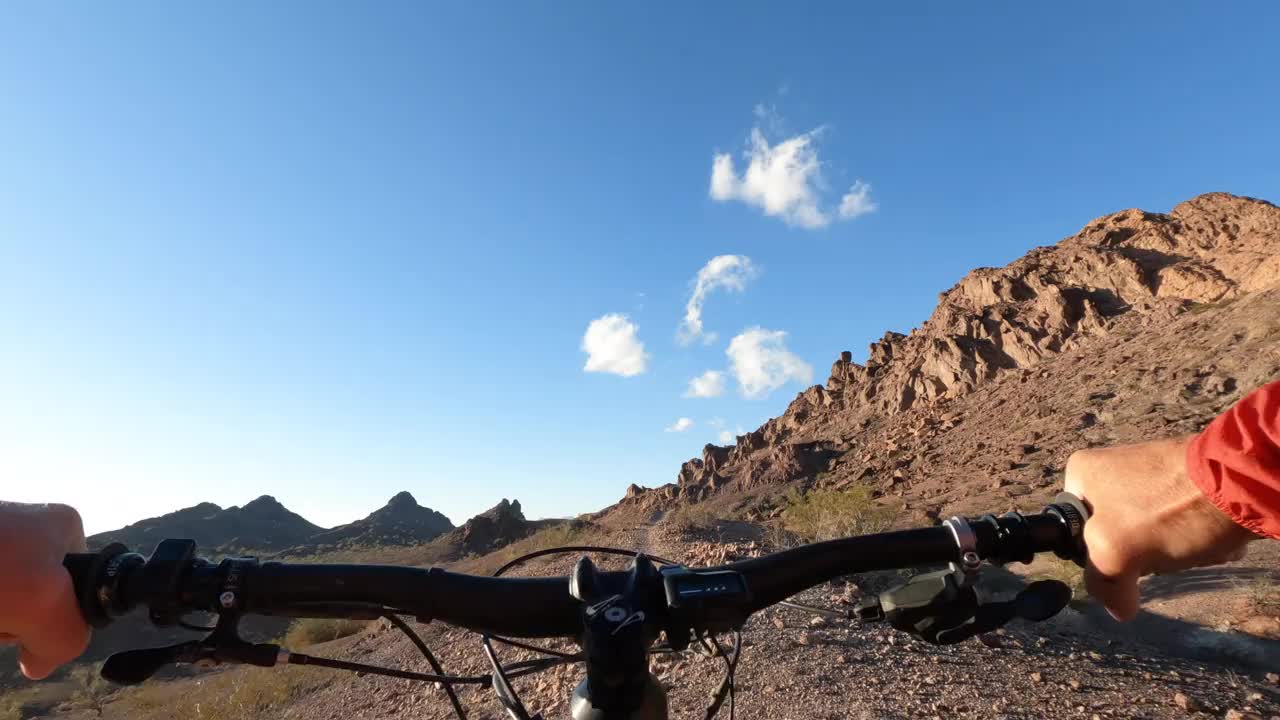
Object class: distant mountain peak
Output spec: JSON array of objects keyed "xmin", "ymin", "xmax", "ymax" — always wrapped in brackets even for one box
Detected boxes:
[
  {"xmin": 478, "ymin": 498, "xmax": 523, "ymax": 523},
  {"xmin": 89, "ymin": 494, "xmax": 322, "ymax": 553},
  {"xmin": 385, "ymin": 491, "xmax": 418, "ymax": 508},
  {"xmin": 306, "ymin": 491, "xmax": 454, "ymax": 548},
  {"xmin": 243, "ymin": 495, "xmax": 286, "ymax": 512}
]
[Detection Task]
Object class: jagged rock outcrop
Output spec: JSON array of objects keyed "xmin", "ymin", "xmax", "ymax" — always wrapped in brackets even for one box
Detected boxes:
[
  {"xmin": 308, "ymin": 491, "xmax": 454, "ymax": 547},
  {"xmin": 454, "ymin": 499, "xmax": 532, "ymax": 555},
  {"xmin": 619, "ymin": 193, "xmax": 1280, "ymax": 512}
]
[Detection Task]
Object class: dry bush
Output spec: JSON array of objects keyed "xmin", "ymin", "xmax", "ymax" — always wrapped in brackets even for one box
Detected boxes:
[
  {"xmin": 781, "ymin": 485, "xmax": 897, "ymax": 542},
  {"xmin": 474, "ymin": 520, "xmax": 593, "ymax": 574},
  {"xmin": 113, "ymin": 665, "xmax": 326, "ymax": 720},
  {"xmin": 70, "ymin": 664, "xmax": 111, "ymax": 717},
  {"xmin": 1031, "ymin": 555, "xmax": 1089, "ymax": 604},
  {"xmin": 663, "ymin": 503, "xmax": 718, "ymax": 533},
  {"xmin": 1239, "ymin": 576, "xmax": 1280, "ymax": 616},
  {"xmin": 0, "ymin": 677, "xmax": 78, "ymax": 720},
  {"xmin": 283, "ymin": 618, "xmax": 369, "ymax": 647}
]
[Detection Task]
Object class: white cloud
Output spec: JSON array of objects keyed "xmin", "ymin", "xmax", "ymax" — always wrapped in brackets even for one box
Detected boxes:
[
  {"xmin": 684, "ymin": 370, "xmax": 726, "ymax": 398},
  {"xmin": 665, "ymin": 417, "xmax": 694, "ymax": 433},
  {"xmin": 726, "ymin": 327, "xmax": 814, "ymax": 398},
  {"xmin": 839, "ymin": 180, "xmax": 877, "ymax": 219},
  {"xmin": 710, "ymin": 120, "xmax": 876, "ymax": 229},
  {"xmin": 678, "ymin": 255, "xmax": 757, "ymax": 345},
  {"xmin": 581, "ymin": 314, "xmax": 649, "ymax": 377},
  {"xmin": 716, "ymin": 424, "xmax": 745, "ymax": 444}
]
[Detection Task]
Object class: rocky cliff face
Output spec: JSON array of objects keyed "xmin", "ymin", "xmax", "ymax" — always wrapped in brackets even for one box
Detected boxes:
[
  {"xmin": 450, "ymin": 498, "xmax": 532, "ymax": 555},
  {"xmin": 619, "ymin": 193, "xmax": 1280, "ymax": 515}
]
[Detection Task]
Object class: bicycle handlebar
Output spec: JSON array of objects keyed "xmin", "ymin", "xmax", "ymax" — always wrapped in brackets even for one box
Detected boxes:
[{"xmin": 63, "ymin": 494, "xmax": 1089, "ymax": 639}]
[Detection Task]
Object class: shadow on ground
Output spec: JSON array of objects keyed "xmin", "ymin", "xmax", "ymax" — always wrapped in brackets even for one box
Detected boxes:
[{"xmin": 977, "ymin": 564, "xmax": 1280, "ymax": 670}]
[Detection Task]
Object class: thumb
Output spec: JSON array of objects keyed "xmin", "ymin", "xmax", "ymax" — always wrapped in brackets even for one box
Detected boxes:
[
  {"xmin": 16, "ymin": 572, "xmax": 91, "ymax": 680},
  {"xmin": 1083, "ymin": 562, "xmax": 1141, "ymax": 622}
]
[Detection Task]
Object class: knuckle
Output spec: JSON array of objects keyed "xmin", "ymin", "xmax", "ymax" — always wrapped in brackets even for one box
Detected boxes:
[
  {"xmin": 1081, "ymin": 524, "xmax": 1128, "ymax": 577},
  {"xmin": 1064, "ymin": 449, "xmax": 1098, "ymax": 477}
]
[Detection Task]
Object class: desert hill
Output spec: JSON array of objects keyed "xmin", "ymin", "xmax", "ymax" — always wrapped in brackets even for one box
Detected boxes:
[{"xmin": 615, "ymin": 193, "xmax": 1280, "ymax": 528}]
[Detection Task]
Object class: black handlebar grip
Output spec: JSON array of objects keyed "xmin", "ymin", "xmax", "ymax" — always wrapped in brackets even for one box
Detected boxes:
[
  {"xmin": 63, "ymin": 552, "xmax": 109, "ymax": 628},
  {"xmin": 1048, "ymin": 492, "xmax": 1090, "ymax": 565},
  {"xmin": 62, "ymin": 543, "xmax": 134, "ymax": 628}
]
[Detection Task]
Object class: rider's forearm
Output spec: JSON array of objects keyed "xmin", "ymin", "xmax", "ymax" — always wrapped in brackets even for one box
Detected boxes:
[{"xmin": 1186, "ymin": 380, "xmax": 1280, "ymax": 539}]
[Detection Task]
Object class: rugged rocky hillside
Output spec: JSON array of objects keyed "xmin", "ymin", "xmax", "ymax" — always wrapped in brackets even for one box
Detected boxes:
[
  {"xmin": 429, "ymin": 498, "xmax": 549, "ymax": 559},
  {"xmin": 88, "ymin": 495, "xmax": 324, "ymax": 553},
  {"xmin": 618, "ymin": 192, "xmax": 1280, "ymax": 522},
  {"xmin": 308, "ymin": 491, "xmax": 454, "ymax": 548}
]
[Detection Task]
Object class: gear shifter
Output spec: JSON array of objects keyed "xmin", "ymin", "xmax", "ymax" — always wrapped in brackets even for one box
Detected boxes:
[{"xmin": 855, "ymin": 565, "xmax": 1073, "ymax": 645}]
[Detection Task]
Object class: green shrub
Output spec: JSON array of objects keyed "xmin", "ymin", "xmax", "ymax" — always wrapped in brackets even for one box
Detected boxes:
[
  {"xmin": 781, "ymin": 485, "xmax": 897, "ymax": 542},
  {"xmin": 283, "ymin": 618, "xmax": 369, "ymax": 647}
]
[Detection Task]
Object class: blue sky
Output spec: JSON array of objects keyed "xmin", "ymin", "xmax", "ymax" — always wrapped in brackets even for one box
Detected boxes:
[{"xmin": 1, "ymin": 3, "xmax": 1277, "ymax": 534}]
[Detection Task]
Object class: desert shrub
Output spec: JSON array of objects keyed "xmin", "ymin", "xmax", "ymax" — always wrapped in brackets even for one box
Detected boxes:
[
  {"xmin": 0, "ymin": 679, "xmax": 75, "ymax": 720},
  {"xmin": 283, "ymin": 618, "xmax": 369, "ymax": 647},
  {"xmin": 663, "ymin": 503, "xmax": 718, "ymax": 533},
  {"xmin": 523, "ymin": 521, "xmax": 591, "ymax": 550},
  {"xmin": 781, "ymin": 485, "xmax": 897, "ymax": 542},
  {"xmin": 1031, "ymin": 555, "xmax": 1089, "ymax": 604},
  {"xmin": 70, "ymin": 664, "xmax": 111, "ymax": 717},
  {"xmin": 1239, "ymin": 576, "xmax": 1280, "ymax": 616},
  {"xmin": 112, "ymin": 666, "xmax": 325, "ymax": 720},
  {"xmin": 475, "ymin": 520, "xmax": 594, "ymax": 574}
]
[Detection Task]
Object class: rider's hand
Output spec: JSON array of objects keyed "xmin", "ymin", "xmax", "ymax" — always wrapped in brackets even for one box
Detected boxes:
[
  {"xmin": 1064, "ymin": 437, "xmax": 1259, "ymax": 621},
  {"xmin": 0, "ymin": 502, "xmax": 92, "ymax": 679}
]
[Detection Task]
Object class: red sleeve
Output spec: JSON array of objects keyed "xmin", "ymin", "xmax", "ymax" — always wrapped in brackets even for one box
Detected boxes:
[{"xmin": 1187, "ymin": 380, "xmax": 1280, "ymax": 539}]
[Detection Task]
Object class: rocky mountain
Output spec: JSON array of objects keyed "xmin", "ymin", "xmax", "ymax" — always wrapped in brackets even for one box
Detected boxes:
[
  {"xmin": 88, "ymin": 495, "xmax": 325, "ymax": 553},
  {"xmin": 308, "ymin": 491, "xmax": 454, "ymax": 547},
  {"xmin": 89, "ymin": 492, "xmax": 457, "ymax": 554},
  {"xmin": 440, "ymin": 498, "xmax": 537, "ymax": 557},
  {"xmin": 617, "ymin": 192, "xmax": 1280, "ymax": 520}
]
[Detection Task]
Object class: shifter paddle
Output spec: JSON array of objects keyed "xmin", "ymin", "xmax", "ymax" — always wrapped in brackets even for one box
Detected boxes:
[{"xmin": 855, "ymin": 566, "xmax": 1073, "ymax": 645}]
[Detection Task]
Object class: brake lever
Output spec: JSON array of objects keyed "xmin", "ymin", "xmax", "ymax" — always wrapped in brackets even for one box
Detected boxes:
[
  {"xmin": 101, "ymin": 639, "xmax": 284, "ymax": 685},
  {"xmin": 100, "ymin": 604, "xmax": 284, "ymax": 685}
]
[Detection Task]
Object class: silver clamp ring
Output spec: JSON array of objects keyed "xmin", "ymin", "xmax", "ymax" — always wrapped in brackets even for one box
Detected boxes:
[{"xmin": 943, "ymin": 516, "xmax": 981, "ymax": 574}]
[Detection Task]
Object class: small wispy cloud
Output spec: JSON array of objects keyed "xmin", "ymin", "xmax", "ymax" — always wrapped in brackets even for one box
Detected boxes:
[
  {"xmin": 665, "ymin": 417, "xmax": 694, "ymax": 433},
  {"xmin": 678, "ymin": 255, "xmax": 757, "ymax": 345},
  {"xmin": 838, "ymin": 180, "xmax": 877, "ymax": 219},
  {"xmin": 727, "ymin": 327, "xmax": 813, "ymax": 398},
  {"xmin": 683, "ymin": 370, "xmax": 727, "ymax": 398},
  {"xmin": 710, "ymin": 113, "xmax": 876, "ymax": 229},
  {"xmin": 710, "ymin": 418, "xmax": 745, "ymax": 445},
  {"xmin": 581, "ymin": 313, "xmax": 649, "ymax": 377}
]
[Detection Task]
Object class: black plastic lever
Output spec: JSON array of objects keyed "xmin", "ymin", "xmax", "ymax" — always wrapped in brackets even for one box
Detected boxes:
[
  {"xmin": 100, "ymin": 640, "xmax": 282, "ymax": 685},
  {"xmin": 855, "ymin": 567, "xmax": 1073, "ymax": 645}
]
